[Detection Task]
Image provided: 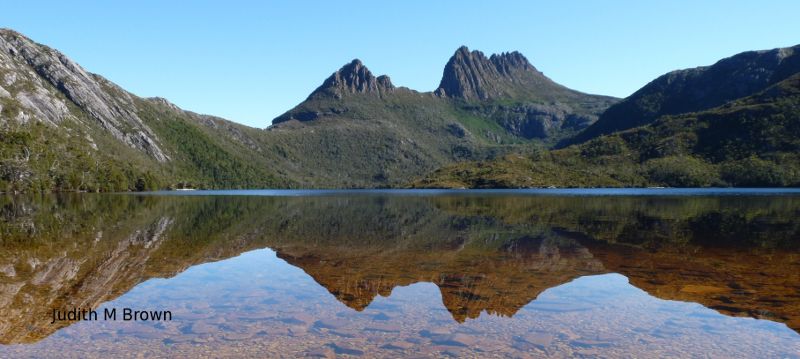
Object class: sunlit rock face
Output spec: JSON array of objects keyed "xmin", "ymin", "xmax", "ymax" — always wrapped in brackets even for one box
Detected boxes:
[{"xmin": 0, "ymin": 29, "xmax": 168, "ymax": 161}]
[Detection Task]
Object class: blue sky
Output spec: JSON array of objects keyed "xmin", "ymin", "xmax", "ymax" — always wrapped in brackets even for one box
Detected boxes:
[{"xmin": 2, "ymin": 1, "xmax": 798, "ymax": 127}]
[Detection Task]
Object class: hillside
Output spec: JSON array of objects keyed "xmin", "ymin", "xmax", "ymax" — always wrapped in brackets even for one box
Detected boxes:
[
  {"xmin": 565, "ymin": 44, "xmax": 800, "ymax": 146},
  {"xmin": 265, "ymin": 59, "xmax": 488, "ymax": 187},
  {"xmin": 0, "ymin": 29, "xmax": 289, "ymax": 192},
  {"xmin": 414, "ymin": 72, "xmax": 800, "ymax": 188}
]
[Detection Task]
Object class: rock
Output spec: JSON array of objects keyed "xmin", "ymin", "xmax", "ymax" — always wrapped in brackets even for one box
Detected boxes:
[
  {"xmin": 381, "ymin": 341, "xmax": 415, "ymax": 350},
  {"xmin": 288, "ymin": 325, "xmax": 309, "ymax": 336},
  {"xmin": 179, "ymin": 311, "xmax": 213, "ymax": 320},
  {"xmin": 279, "ymin": 313, "xmax": 315, "ymax": 325},
  {"xmin": 364, "ymin": 323, "xmax": 401, "ymax": 332},
  {"xmin": 371, "ymin": 312, "xmax": 392, "ymax": 321},
  {"xmin": 435, "ymin": 46, "xmax": 541, "ymax": 101},
  {"xmin": 0, "ymin": 264, "xmax": 16, "ymax": 277},
  {"xmin": 436, "ymin": 46, "xmax": 514, "ymax": 101},
  {"xmin": 242, "ymin": 310, "xmax": 275, "ymax": 320},
  {"xmin": 518, "ymin": 332, "xmax": 555, "ymax": 348},
  {"xmin": 329, "ymin": 329, "xmax": 359, "ymax": 338},
  {"xmin": 273, "ymin": 59, "xmax": 394, "ymax": 124},
  {"xmin": 89, "ymin": 332, "xmax": 114, "ymax": 341},
  {"xmin": 120, "ymin": 324, "xmax": 163, "ymax": 339},
  {"xmin": 440, "ymin": 348, "xmax": 465, "ymax": 357},
  {"xmin": 14, "ymin": 90, "xmax": 71, "ymax": 125},
  {"xmin": 313, "ymin": 318, "xmax": 349, "ymax": 330},
  {"xmin": 570, "ymin": 339, "xmax": 613, "ymax": 348},
  {"xmin": 305, "ymin": 347, "xmax": 336, "ymax": 358},
  {"xmin": 431, "ymin": 45, "xmax": 614, "ymax": 141},
  {"xmin": 313, "ymin": 60, "xmax": 394, "ymax": 98},
  {"xmin": 419, "ymin": 328, "xmax": 451, "ymax": 338},
  {"xmin": 430, "ymin": 333, "xmax": 478, "ymax": 347},
  {"xmin": 163, "ymin": 335, "xmax": 194, "ymax": 344},
  {"xmin": 263, "ymin": 327, "xmax": 291, "ymax": 336},
  {"xmin": 222, "ymin": 332, "xmax": 255, "ymax": 341},
  {"xmin": 327, "ymin": 342, "xmax": 364, "ymax": 356},
  {"xmin": 189, "ymin": 322, "xmax": 217, "ymax": 335}
]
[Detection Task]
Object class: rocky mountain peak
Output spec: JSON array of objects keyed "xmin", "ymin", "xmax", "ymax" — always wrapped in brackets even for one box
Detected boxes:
[
  {"xmin": 309, "ymin": 59, "xmax": 394, "ymax": 99},
  {"xmin": 435, "ymin": 46, "xmax": 496, "ymax": 100},
  {"xmin": 490, "ymin": 51, "xmax": 535, "ymax": 75},
  {"xmin": 435, "ymin": 46, "xmax": 547, "ymax": 101}
]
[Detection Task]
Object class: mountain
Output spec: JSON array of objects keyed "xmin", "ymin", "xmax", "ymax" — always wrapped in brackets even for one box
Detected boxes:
[
  {"xmin": 276, "ymin": 47, "xmax": 616, "ymax": 141},
  {"xmin": 0, "ymin": 28, "xmax": 289, "ymax": 192},
  {"xmin": 565, "ymin": 44, "xmax": 800, "ymax": 146},
  {"xmin": 268, "ymin": 59, "xmax": 486, "ymax": 187},
  {"xmin": 0, "ymin": 29, "xmax": 617, "ymax": 192},
  {"xmin": 268, "ymin": 47, "xmax": 616, "ymax": 187},
  {"xmin": 415, "ymin": 69, "xmax": 800, "ymax": 188},
  {"xmin": 436, "ymin": 46, "xmax": 595, "ymax": 103},
  {"xmin": 433, "ymin": 46, "xmax": 618, "ymax": 140},
  {"xmin": 304, "ymin": 59, "xmax": 395, "ymax": 101}
]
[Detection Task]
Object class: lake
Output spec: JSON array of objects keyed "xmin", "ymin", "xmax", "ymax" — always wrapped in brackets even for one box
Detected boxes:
[{"xmin": 1, "ymin": 189, "xmax": 799, "ymax": 357}]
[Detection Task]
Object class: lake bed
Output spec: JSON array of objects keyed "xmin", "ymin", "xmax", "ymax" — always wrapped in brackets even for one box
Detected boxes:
[{"xmin": 1, "ymin": 190, "xmax": 798, "ymax": 357}]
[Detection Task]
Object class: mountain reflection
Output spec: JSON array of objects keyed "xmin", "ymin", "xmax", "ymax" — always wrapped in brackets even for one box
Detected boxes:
[{"xmin": 0, "ymin": 193, "xmax": 798, "ymax": 344}]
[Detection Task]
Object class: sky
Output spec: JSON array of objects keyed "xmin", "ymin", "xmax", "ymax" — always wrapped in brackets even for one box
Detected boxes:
[{"xmin": 2, "ymin": 1, "xmax": 798, "ymax": 128}]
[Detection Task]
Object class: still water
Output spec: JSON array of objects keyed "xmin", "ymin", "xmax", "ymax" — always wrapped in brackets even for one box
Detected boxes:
[{"xmin": 0, "ymin": 190, "xmax": 799, "ymax": 357}]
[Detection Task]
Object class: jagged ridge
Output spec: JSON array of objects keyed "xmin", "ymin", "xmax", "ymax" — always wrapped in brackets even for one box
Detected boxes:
[
  {"xmin": 311, "ymin": 59, "xmax": 395, "ymax": 99},
  {"xmin": 273, "ymin": 46, "xmax": 617, "ymax": 143},
  {"xmin": 435, "ymin": 46, "xmax": 546, "ymax": 100}
]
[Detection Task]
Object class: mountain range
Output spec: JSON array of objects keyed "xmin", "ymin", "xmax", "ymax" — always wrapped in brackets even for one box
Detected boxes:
[{"xmin": 1, "ymin": 28, "xmax": 798, "ymax": 191}]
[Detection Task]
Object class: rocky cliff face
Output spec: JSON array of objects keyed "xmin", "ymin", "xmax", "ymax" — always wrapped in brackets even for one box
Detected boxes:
[
  {"xmin": 0, "ymin": 29, "xmax": 168, "ymax": 161},
  {"xmin": 272, "ymin": 59, "xmax": 397, "ymax": 124},
  {"xmin": 311, "ymin": 59, "xmax": 395, "ymax": 99},
  {"xmin": 435, "ymin": 46, "xmax": 550, "ymax": 101},
  {"xmin": 569, "ymin": 44, "xmax": 800, "ymax": 145},
  {"xmin": 428, "ymin": 47, "xmax": 618, "ymax": 141}
]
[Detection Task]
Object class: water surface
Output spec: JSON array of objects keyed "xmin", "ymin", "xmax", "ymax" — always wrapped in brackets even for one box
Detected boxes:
[{"xmin": 1, "ymin": 190, "xmax": 799, "ymax": 357}]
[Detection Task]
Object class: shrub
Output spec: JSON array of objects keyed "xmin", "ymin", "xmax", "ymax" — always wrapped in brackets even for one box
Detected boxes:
[
  {"xmin": 720, "ymin": 157, "xmax": 791, "ymax": 187},
  {"xmin": 644, "ymin": 156, "xmax": 718, "ymax": 187}
]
